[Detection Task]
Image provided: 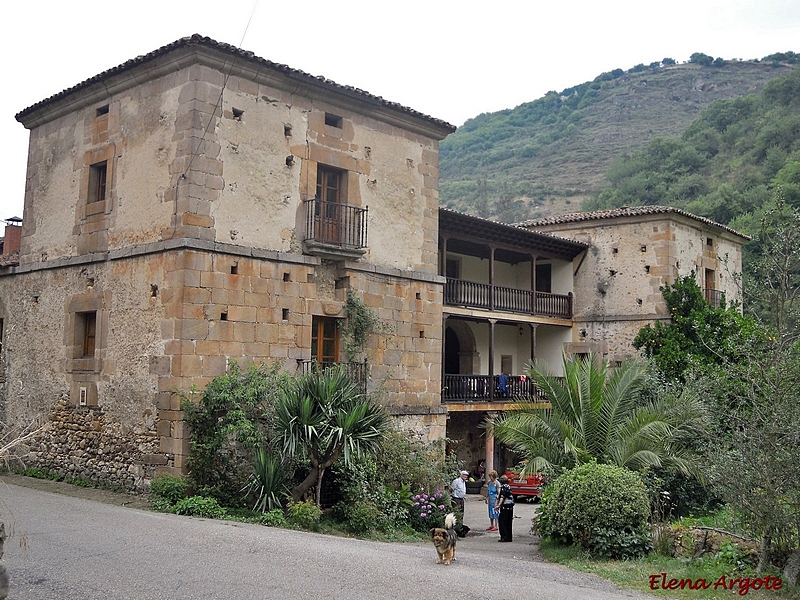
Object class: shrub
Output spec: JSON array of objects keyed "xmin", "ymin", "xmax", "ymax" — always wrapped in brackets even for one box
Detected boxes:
[
  {"xmin": 150, "ymin": 473, "xmax": 189, "ymax": 507},
  {"xmin": 258, "ymin": 509, "xmax": 289, "ymax": 528},
  {"xmin": 242, "ymin": 446, "xmax": 290, "ymax": 513},
  {"xmin": 287, "ymin": 500, "xmax": 322, "ymax": 530},
  {"xmin": 181, "ymin": 361, "xmax": 292, "ymax": 507},
  {"xmin": 536, "ymin": 462, "xmax": 652, "ymax": 559},
  {"xmin": 408, "ymin": 490, "xmax": 450, "ymax": 532},
  {"xmin": 333, "ymin": 499, "xmax": 380, "ymax": 536},
  {"xmin": 173, "ymin": 495, "xmax": 227, "ymax": 519}
]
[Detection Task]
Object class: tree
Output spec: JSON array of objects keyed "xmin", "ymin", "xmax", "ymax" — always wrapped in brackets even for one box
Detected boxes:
[
  {"xmin": 690, "ymin": 52, "xmax": 714, "ymax": 67},
  {"xmin": 490, "ymin": 354, "xmax": 705, "ymax": 476},
  {"xmin": 704, "ymin": 192, "xmax": 800, "ymax": 574},
  {"xmin": 633, "ymin": 274, "xmax": 756, "ymax": 381},
  {"xmin": 275, "ymin": 365, "xmax": 390, "ymax": 507}
]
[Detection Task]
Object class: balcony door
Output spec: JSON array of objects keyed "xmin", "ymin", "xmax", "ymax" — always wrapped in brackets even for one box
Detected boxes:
[
  {"xmin": 315, "ymin": 166, "xmax": 344, "ymax": 244},
  {"xmin": 312, "ymin": 316, "xmax": 339, "ymax": 364}
]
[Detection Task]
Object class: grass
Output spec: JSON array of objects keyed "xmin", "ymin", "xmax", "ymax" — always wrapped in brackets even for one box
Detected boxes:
[{"xmin": 540, "ymin": 539, "xmax": 799, "ymax": 599}]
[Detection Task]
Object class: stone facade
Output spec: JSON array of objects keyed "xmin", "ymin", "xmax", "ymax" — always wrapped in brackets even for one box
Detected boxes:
[
  {"xmin": 1, "ymin": 37, "xmax": 749, "ymax": 492},
  {"xmin": 2, "ymin": 35, "xmax": 453, "ymax": 488},
  {"xmin": 521, "ymin": 207, "xmax": 747, "ymax": 363}
]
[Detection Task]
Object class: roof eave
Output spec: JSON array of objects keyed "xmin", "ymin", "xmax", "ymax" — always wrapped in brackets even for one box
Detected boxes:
[{"xmin": 16, "ymin": 35, "xmax": 456, "ymax": 140}]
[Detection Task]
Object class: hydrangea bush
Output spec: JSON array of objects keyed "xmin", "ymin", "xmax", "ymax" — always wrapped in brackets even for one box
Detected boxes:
[{"xmin": 408, "ymin": 490, "xmax": 450, "ymax": 531}]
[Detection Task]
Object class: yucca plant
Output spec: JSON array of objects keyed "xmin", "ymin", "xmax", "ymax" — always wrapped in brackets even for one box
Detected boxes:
[
  {"xmin": 275, "ymin": 365, "xmax": 390, "ymax": 507},
  {"xmin": 244, "ymin": 446, "xmax": 290, "ymax": 513}
]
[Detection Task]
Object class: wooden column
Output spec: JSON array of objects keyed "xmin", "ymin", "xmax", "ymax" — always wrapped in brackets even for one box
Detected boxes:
[
  {"xmin": 488, "ymin": 318, "xmax": 496, "ymax": 400},
  {"xmin": 485, "ymin": 412, "xmax": 497, "ymax": 475}
]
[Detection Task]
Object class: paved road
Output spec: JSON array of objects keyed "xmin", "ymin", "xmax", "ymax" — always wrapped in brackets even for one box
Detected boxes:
[{"xmin": 0, "ymin": 480, "xmax": 655, "ymax": 600}]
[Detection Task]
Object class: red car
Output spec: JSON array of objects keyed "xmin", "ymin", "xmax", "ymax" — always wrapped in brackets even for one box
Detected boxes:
[{"xmin": 504, "ymin": 471, "xmax": 544, "ymax": 501}]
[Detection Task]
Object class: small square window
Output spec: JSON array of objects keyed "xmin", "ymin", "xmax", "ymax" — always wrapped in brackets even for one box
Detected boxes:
[
  {"xmin": 88, "ymin": 162, "xmax": 107, "ymax": 204},
  {"xmin": 324, "ymin": 113, "xmax": 342, "ymax": 128},
  {"xmin": 96, "ymin": 105, "xmax": 109, "ymax": 117},
  {"xmin": 707, "ymin": 238, "xmax": 714, "ymax": 247}
]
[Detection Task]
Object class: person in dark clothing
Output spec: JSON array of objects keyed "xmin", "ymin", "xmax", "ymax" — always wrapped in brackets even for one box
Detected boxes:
[{"xmin": 494, "ymin": 474, "xmax": 515, "ymax": 542}]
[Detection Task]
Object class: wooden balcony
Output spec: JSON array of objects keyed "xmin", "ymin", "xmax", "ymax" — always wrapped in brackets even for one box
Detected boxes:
[
  {"xmin": 442, "ymin": 374, "xmax": 545, "ymax": 402},
  {"xmin": 444, "ymin": 278, "xmax": 572, "ymax": 318}
]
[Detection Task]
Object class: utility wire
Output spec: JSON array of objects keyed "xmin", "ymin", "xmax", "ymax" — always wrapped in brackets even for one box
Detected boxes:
[{"xmin": 180, "ymin": 0, "xmax": 260, "ymax": 181}]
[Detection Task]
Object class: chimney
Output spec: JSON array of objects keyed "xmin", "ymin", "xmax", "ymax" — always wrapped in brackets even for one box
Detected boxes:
[{"xmin": 2, "ymin": 217, "xmax": 22, "ymax": 255}]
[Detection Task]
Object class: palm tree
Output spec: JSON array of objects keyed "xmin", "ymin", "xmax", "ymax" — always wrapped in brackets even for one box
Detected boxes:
[
  {"xmin": 490, "ymin": 353, "xmax": 705, "ymax": 476},
  {"xmin": 275, "ymin": 365, "xmax": 390, "ymax": 507}
]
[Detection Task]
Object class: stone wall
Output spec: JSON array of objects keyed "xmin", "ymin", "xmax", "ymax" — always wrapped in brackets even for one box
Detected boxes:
[{"xmin": 28, "ymin": 397, "xmax": 159, "ymax": 491}]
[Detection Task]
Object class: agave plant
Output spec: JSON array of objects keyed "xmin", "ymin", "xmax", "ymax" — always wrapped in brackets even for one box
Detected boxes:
[{"xmin": 244, "ymin": 446, "xmax": 290, "ymax": 513}]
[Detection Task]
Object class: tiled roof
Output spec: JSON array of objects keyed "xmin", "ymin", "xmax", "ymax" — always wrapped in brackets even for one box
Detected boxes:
[
  {"xmin": 440, "ymin": 207, "xmax": 588, "ymax": 260},
  {"xmin": 517, "ymin": 205, "xmax": 750, "ymax": 240},
  {"xmin": 16, "ymin": 34, "xmax": 456, "ymax": 133}
]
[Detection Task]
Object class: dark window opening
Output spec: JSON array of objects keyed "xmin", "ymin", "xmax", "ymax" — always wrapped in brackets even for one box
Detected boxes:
[
  {"xmin": 445, "ymin": 258, "xmax": 460, "ymax": 279},
  {"xmin": 707, "ymin": 237, "xmax": 714, "ymax": 247},
  {"xmin": 535, "ymin": 263, "xmax": 552, "ymax": 293},
  {"xmin": 283, "ymin": 272, "xmax": 291, "ymax": 282},
  {"xmin": 282, "ymin": 308, "xmax": 289, "ymax": 321},
  {"xmin": 96, "ymin": 105, "xmax": 109, "ymax": 117},
  {"xmin": 220, "ymin": 312, "xmax": 228, "ymax": 321},
  {"xmin": 325, "ymin": 113, "xmax": 343, "ymax": 128},
  {"xmin": 231, "ymin": 264, "xmax": 238, "ymax": 275},
  {"xmin": 89, "ymin": 162, "xmax": 107, "ymax": 204}
]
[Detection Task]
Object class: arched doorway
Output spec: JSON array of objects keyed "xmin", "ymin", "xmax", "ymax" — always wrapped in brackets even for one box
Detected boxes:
[{"xmin": 444, "ymin": 320, "xmax": 479, "ymax": 374}]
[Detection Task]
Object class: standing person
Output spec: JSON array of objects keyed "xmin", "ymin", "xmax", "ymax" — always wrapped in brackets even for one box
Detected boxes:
[
  {"xmin": 484, "ymin": 470, "xmax": 500, "ymax": 531},
  {"xmin": 451, "ymin": 470, "xmax": 469, "ymax": 532},
  {"xmin": 495, "ymin": 474, "xmax": 515, "ymax": 542}
]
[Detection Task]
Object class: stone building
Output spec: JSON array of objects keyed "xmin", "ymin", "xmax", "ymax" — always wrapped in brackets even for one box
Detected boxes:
[
  {"xmin": 0, "ymin": 35, "xmax": 749, "ymax": 490},
  {"xmin": 519, "ymin": 206, "xmax": 748, "ymax": 363},
  {"xmin": 2, "ymin": 34, "xmax": 454, "ymax": 488}
]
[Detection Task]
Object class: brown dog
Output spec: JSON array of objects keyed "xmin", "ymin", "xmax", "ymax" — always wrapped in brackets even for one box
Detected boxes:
[{"xmin": 430, "ymin": 512, "xmax": 458, "ymax": 565}]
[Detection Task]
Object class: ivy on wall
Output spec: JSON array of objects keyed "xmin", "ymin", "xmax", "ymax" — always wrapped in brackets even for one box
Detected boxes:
[{"xmin": 340, "ymin": 288, "xmax": 394, "ymax": 362}]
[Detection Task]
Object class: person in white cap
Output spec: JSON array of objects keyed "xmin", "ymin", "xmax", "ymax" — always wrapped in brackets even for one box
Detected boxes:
[{"xmin": 450, "ymin": 470, "xmax": 469, "ymax": 531}]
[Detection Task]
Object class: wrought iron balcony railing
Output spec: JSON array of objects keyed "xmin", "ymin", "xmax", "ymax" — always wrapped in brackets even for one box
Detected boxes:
[
  {"xmin": 303, "ymin": 199, "xmax": 368, "ymax": 250},
  {"xmin": 704, "ymin": 288, "xmax": 724, "ymax": 308},
  {"xmin": 297, "ymin": 360, "xmax": 369, "ymax": 395},
  {"xmin": 442, "ymin": 374, "xmax": 546, "ymax": 402}
]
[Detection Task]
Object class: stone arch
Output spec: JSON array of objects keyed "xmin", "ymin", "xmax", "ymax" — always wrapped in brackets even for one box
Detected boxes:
[{"xmin": 444, "ymin": 320, "xmax": 480, "ymax": 375}]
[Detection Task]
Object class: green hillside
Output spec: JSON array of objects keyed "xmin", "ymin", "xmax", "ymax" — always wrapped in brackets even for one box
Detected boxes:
[
  {"xmin": 440, "ymin": 54, "xmax": 798, "ymax": 222},
  {"xmin": 588, "ymin": 64, "xmax": 800, "ymax": 238}
]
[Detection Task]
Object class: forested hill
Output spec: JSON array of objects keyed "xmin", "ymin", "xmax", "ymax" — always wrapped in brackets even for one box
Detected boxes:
[
  {"xmin": 440, "ymin": 54, "xmax": 798, "ymax": 223},
  {"xmin": 588, "ymin": 64, "xmax": 800, "ymax": 239}
]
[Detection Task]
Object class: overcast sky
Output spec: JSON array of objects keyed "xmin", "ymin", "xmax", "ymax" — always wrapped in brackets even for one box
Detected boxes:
[{"xmin": 3, "ymin": 0, "xmax": 800, "ymax": 220}]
